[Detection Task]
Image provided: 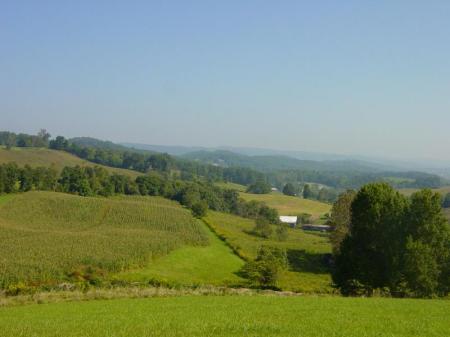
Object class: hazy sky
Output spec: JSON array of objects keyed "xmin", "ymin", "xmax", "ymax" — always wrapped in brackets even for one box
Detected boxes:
[{"xmin": 2, "ymin": 1, "xmax": 450, "ymax": 160}]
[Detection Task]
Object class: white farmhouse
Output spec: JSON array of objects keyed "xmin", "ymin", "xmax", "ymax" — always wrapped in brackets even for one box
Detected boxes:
[{"xmin": 279, "ymin": 215, "xmax": 298, "ymax": 228}]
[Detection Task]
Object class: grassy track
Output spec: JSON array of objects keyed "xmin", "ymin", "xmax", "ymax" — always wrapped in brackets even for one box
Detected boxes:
[
  {"xmin": 0, "ymin": 147, "xmax": 140, "ymax": 177},
  {"xmin": 1, "ymin": 296, "xmax": 449, "ymax": 337},
  {"xmin": 205, "ymin": 211, "xmax": 333, "ymax": 293},
  {"xmin": 0, "ymin": 192, "xmax": 207, "ymax": 287},
  {"xmin": 239, "ymin": 192, "xmax": 331, "ymax": 218},
  {"xmin": 115, "ymin": 222, "xmax": 245, "ymax": 286}
]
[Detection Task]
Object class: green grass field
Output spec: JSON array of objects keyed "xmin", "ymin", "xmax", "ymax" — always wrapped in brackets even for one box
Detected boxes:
[
  {"xmin": 0, "ymin": 192, "xmax": 207, "ymax": 288},
  {"xmin": 115, "ymin": 222, "xmax": 245, "ymax": 287},
  {"xmin": 205, "ymin": 211, "xmax": 333, "ymax": 293},
  {"xmin": 0, "ymin": 147, "xmax": 140, "ymax": 177},
  {"xmin": 1, "ymin": 295, "xmax": 449, "ymax": 337},
  {"xmin": 239, "ymin": 192, "xmax": 331, "ymax": 218}
]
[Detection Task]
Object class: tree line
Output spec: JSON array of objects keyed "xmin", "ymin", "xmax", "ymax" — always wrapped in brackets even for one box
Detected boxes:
[
  {"xmin": 1, "ymin": 130, "xmax": 445, "ymax": 202},
  {"xmin": 0, "ymin": 162, "xmax": 279, "ymax": 223},
  {"xmin": 268, "ymin": 168, "xmax": 443, "ymax": 190},
  {"xmin": 0, "ymin": 130, "xmax": 51, "ymax": 149},
  {"xmin": 48, "ymin": 135, "xmax": 267, "ymax": 187},
  {"xmin": 328, "ymin": 183, "xmax": 450, "ymax": 298},
  {"xmin": 0, "ymin": 131, "xmax": 266, "ymax": 187}
]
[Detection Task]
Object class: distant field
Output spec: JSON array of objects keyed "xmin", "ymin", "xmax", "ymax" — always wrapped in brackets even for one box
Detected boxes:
[
  {"xmin": 1, "ymin": 296, "xmax": 449, "ymax": 337},
  {"xmin": 0, "ymin": 147, "xmax": 140, "ymax": 178},
  {"xmin": 239, "ymin": 192, "xmax": 331, "ymax": 218},
  {"xmin": 399, "ymin": 186, "xmax": 450, "ymax": 197},
  {"xmin": 214, "ymin": 181, "xmax": 247, "ymax": 192},
  {"xmin": 116, "ymin": 222, "xmax": 245, "ymax": 287},
  {"xmin": 0, "ymin": 192, "xmax": 207, "ymax": 288},
  {"xmin": 205, "ymin": 211, "xmax": 332, "ymax": 293}
]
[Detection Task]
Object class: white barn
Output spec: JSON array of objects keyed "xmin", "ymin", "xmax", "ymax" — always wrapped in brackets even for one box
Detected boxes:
[{"xmin": 279, "ymin": 215, "xmax": 298, "ymax": 228}]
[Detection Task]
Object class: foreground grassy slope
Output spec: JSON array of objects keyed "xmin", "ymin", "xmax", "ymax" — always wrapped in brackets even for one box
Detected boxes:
[
  {"xmin": 116, "ymin": 222, "xmax": 245, "ymax": 286},
  {"xmin": 205, "ymin": 211, "xmax": 332, "ymax": 293},
  {"xmin": 0, "ymin": 192, "xmax": 207, "ymax": 287},
  {"xmin": 240, "ymin": 192, "xmax": 331, "ymax": 218},
  {"xmin": 0, "ymin": 147, "xmax": 140, "ymax": 177},
  {"xmin": 1, "ymin": 296, "xmax": 448, "ymax": 337}
]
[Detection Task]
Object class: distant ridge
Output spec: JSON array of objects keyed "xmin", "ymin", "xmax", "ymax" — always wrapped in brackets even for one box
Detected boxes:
[
  {"xmin": 122, "ymin": 142, "xmax": 450, "ymax": 179},
  {"xmin": 121, "ymin": 143, "xmax": 207, "ymax": 156}
]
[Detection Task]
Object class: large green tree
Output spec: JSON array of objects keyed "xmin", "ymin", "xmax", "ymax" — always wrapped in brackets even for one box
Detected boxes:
[
  {"xmin": 333, "ymin": 183, "xmax": 408, "ymax": 296},
  {"xmin": 328, "ymin": 190, "xmax": 356, "ymax": 255},
  {"xmin": 403, "ymin": 190, "xmax": 450, "ymax": 297},
  {"xmin": 302, "ymin": 184, "xmax": 313, "ymax": 199},
  {"xmin": 333, "ymin": 183, "xmax": 450, "ymax": 298}
]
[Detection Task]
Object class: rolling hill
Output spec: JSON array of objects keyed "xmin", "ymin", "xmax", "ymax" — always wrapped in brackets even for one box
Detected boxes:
[
  {"xmin": 0, "ymin": 147, "xmax": 140, "ymax": 178},
  {"xmin": 0, "ymin": 192, "xmax": 208, "ymax": 288},
  {"xmin": 182, "ymin": 149, "xmax": 384, "ymax": 173}
]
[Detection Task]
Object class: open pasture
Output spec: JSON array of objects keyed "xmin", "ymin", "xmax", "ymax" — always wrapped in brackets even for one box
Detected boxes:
[
  {"xmin": 1, "ymin": 295, "xmax": 448, "ymax": 337},
  {"xmin": 0, "ymin": 147, "xmax": 140, "ymax": 178},
  {"xmin": 204, "ymin": 211, "xmax": 333, "ymax": 293},
  {"xmin": 0, "ymin": 192, "xmax": 207, "ymax": 288},
  {"xmin": 239, "ymin": 192, "xmax": 331, "ymax": 218}
]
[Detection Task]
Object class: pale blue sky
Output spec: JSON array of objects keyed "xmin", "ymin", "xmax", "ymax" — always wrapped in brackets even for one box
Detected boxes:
[{"xmin": 1, "ymin": 1, "xmax": 450, "ymax": 160}]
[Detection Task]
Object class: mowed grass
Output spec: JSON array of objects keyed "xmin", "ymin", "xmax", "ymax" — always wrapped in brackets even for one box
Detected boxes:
[
  {"xmin": 0, "ymin": 147, "xmax": 140, "ymax": 178},
  {"xmin": 399, "ymin": 186, "xmax": 450, "ymax": 197},
  {"xmin": 205, "ymin": 211, "xmax": 333, "ymax": 293},
  {"xmin": 115, "ymin": 222, "xmax": 245, "ymax": 287},
  {"xmin": 0, "ymin": 192, "xmax": 207, "ymax": 287},
  {"xmin": 1, "ymin": 296, "xmax": 449, "ymax": 337},
  {"xmin": 239, "ymin": 192, "xmax": 331, "ymax": 218}
]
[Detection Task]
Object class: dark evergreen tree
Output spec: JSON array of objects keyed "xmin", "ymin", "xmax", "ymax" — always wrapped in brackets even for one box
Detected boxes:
[{"xmin": 282, "ymin": 183, "xmax": 296, "ymax": 196}]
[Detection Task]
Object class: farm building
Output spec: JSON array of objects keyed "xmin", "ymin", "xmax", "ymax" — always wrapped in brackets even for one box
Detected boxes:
[{"xmin": 279, "ymin": 215, "xmax": 298, "ymax": 228}]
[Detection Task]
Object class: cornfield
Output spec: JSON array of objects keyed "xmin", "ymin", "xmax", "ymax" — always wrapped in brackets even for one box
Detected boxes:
[{"xmin": 0, "ymin": 191, "xmax": 208, "ymax": 288}]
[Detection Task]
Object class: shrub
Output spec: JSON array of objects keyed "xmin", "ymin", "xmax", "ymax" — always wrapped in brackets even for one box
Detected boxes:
[
  {"xmin": 252, "ymin": 218, "xmax": 273, "ymax": 238},
  {"xmin": 240, "ymin": 246, "xmax": 288, "ymax": 288},
  {"xmin": 191, "ymin": 201, "xmax": 208, "ymax": 218},
  {"xmin": 275, "ymin": 225, "xmax": 289, "ymax": 241}
]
